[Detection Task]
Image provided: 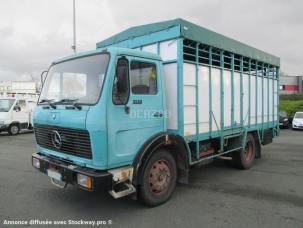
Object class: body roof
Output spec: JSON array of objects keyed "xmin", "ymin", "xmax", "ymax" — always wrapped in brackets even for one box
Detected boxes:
[
  {"xmin": 53, "ymin": 47, "xmax": 161, "ymax": 65},
  {"xmin": 96, "ymin": 18, "xmax": 280, "ymax": 66}
]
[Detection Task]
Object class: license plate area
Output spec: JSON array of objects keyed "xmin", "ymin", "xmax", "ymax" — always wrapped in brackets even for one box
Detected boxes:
[{"xmin": 47, "ymin": 169, "xmax": 62, "ymax": 181}]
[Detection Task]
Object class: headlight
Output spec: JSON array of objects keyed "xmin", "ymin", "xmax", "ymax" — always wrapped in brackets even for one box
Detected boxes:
[
  {"xmin": 284, "ymin": 118, "xmax": 288, "ymax": 121},
  {"xmin": 77, "ymin": 173, "xmax": 92, "ymax": 189},
  {"xmin": 32, "ymin": 157, "xmax": 40, "ymax": 169}
]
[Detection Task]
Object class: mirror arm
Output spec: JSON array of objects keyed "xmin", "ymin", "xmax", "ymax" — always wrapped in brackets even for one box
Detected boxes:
[
  {"xmin": 124, "ymin": 105, "xmax": 130, "ymax": 114},
  {"xmin": 40, "ymin": 70, "xmax": 48, "ymax": 87}
]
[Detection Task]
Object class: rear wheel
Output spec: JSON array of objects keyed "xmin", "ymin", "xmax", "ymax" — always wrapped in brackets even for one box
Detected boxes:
[
  {"xmin": 8, "ymin": 124, "xmax": 20, "ymax": 136},
  {"xmin": 139, "ymin": 149, "xmax": 177, "ymax": 207},
  {"xmin": 232, "ymin": 134, "xmax": 256, "ymax": 169}
]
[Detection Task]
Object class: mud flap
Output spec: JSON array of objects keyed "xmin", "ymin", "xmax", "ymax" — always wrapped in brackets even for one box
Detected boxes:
[{"xmin": 262, "ymin": 129, "xmax": 273, "ymax": 146}]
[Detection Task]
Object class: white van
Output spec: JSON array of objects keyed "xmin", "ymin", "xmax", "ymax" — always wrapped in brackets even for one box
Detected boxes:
[{"xmin": 0, "ymin": 97, "xmax": 37, "ymax": 135}]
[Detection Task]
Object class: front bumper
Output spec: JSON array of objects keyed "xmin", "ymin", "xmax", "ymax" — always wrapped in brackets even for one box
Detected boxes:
[
  {"xmin": 31, "ymin": 153, "xmax": 113, "ymax": 191},
  {"xmin": 292, "ymin": 124, "xmax": 303, "ymax": 129},
  {"xmin": 0, "ymin": 124, "xmax": 9, "ymax": 131}
]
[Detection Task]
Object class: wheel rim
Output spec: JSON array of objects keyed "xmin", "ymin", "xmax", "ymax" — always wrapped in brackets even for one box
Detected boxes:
[
  {"xmin": 11, "ymin": 126, "xmax": 19, "ymax": 135},
  {"xmin": 244, "ymin": 141, "xmax": 254, "ymax": 162},
  {"xmin": 149, "ymin": 159, "xmax": 171, "ymax": 194}
]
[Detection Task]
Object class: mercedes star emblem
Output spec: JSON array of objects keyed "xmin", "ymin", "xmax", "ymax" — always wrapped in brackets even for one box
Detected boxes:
[{"xmin": 52, "ymin": 130, "xmax": 62, "ymax": 149}]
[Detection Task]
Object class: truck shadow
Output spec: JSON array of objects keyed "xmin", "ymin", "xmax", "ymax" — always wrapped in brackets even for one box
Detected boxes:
[{"xmin": 35, "ymin": 160, "xmax": 238, "ymax": 214}]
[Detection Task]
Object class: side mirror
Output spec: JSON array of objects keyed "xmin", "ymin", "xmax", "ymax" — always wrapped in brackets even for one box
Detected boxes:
[
  {"xmin": 112, "ymin": 57, "xmax": 130, "ymax": 106},
  {"xmin": 40, "ymin": 70, "xmax": 48, "ymax": 87}
]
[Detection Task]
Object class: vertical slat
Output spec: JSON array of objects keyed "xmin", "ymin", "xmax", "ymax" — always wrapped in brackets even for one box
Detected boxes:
[
  {"xmin": 248, "ymin": 59, "xmax": 251, "ymax": 127},
  {"xmin": 208, "ymin": 47, "xmax": 212, "ymax": 137},
  {"xmin": 231, "ymin": 53, "xmax": 235, "ymax": 127},
  {"xmin": 277, "ymin": 66, "xmax": 280, "ymax": 131},
  {"xmin": 267, "ymin": 65, "xmax": 270, "ymax": 128},
  {"xmin": 240, "ymin": 56, "xmax": 244, "ymax": 127},
  {"xmin": 220, "ymin": 50, "xmax": 224, "ymax": 151},
  {"xmin": 177, "ymin": 38, "xmax": 184, "ymax": 136},
  {"xmin": 271, "ymin": 67, "xmax": 276, "ymax": 124},
  {"xmin": 195, "ymin": 43, "xmax": 200, "ymax": 159},
  {"xmin": 255, "ymin": 61, "xmax": 258, "ymax": 126},
  {"xmin": 262, "ymin": 63, "xmax": 265, "ymax": 137}
]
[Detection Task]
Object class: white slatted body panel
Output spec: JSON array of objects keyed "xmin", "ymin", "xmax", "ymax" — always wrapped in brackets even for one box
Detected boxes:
[
  {"xmin": 141, "ymin": 39, "xmax": 178, "ymax": 131},
  {"xmin": 250, "ymin": 75, "xmax": 256, "ymax": 125},
  {"xmin": 142, "ymin": 44, "xmax": 157, "ymax": 54},
  {"xmin": 160, "ymin": 40, "xmax": 177, "ymax": 61},
  {"xmin": 183, "ymin": 63, "xmax": 196, "ymax": 135},
  {"xmin": 198, "ymin": 66, "xmax": 209, "ymax": 133},
  {"xmin": 163, "ymin": 64, "xmax": 178, "ymax": 130},
  {"xmin": 139, "ymin": 41, "xmax": 278, "ymax": 136},
  {"xmin": 234, "ymin": 72, "xmax": 241, "ymax": 125},
  {"xmin": 211, "ymin": 68, "xmax": 221, "ymax": 130},
  {"xmin": 264, "ymin": 79, "xmax": 269, "ymax": 123},
  {"xmin": 243, "ymin": 74, "xmax": 249, "ymax": 125},
  {"xmin": 141, "ymin": 39, "xmax": 177, "ymax": 62},
  {"xmin": 224, "ymin": 70, "xmax": 232, "ymax": 127},
  {"xmin": 257, "ymin": 77, "xmax": 263, "ymax": 123},
  {"xmin": 269, "ymin": 78, "xmax": 273, "ymax": 122},
  {"xmin": 274, "ymin": 80, "xmax": 278, "ymax": 121}
]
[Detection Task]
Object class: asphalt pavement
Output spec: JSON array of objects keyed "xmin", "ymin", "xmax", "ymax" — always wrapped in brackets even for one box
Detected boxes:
[{"xmin": 0, "ymin": 129, "xmax": 302, "ymax": 228}]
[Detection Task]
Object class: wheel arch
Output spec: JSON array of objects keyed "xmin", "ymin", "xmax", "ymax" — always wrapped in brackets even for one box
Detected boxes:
[
  {"xmin": 9, "ymin": 121, "xmax": 21, "ymax": 128},
  {"xmin": 132, "ymin": 132, "xmax": 190, "ymax": 186}
]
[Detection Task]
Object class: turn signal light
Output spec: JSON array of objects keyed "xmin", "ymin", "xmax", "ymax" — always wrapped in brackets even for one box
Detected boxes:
[{"xmin": 77, "ymin": 174, "xmax": 92, "ymax": 189}]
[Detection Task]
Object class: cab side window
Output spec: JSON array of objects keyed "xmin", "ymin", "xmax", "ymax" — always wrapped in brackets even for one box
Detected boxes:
[
  {"xmin": 14, "ymin": 100, "xmax": 26, "ymax": 111},
  {"xmin": 130, "ymin": 61, "xmax": 157, "ymax": 95},
  {"xmin": 112, "ymin": 57, "xmax": 130, "ymax": 105}
]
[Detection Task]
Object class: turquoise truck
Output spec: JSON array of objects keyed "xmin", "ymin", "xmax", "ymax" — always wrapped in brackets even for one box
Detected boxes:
[{"xmin": 32, "ymin": 19, "xmax": 280, "ymax": 206}]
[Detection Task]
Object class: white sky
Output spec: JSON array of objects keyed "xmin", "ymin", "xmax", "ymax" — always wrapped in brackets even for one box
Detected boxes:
[{"xmin": 0, "ymin": 0, "xmax": 302, "ymax": 81}]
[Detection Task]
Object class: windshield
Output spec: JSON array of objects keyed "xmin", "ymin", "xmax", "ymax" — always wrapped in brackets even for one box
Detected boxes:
[
  {"xmin": 39, "ymin": 53, "xmax": 109, "ymax": 105},
  {"xmin": 0, "ymin": 99, "xmax": 15, "ymax": 112},
  {"xmin": 295, "ymin": 113, "xmax": 303, "ymax": 119}
]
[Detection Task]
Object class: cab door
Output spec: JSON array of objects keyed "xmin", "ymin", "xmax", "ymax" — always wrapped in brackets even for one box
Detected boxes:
[
  {"xmin": 107, "ymin": 56, "xmax": 165, "ymax": 167},
  {"xmin": 12, "ymin": 99, "xmax": 29, "ymax": 128}
]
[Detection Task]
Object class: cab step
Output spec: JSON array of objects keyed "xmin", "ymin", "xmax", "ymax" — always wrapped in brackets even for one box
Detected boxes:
[{"xmin": 109, "ymin": 182, "xmax": 136, "ymax": 199}]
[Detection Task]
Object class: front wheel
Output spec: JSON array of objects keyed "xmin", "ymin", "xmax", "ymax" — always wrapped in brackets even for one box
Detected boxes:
[
  {"xmin": 8, "ymin": 124, "xmax": 20, "ymax": 136},
  {"xmin": 232, "ymin": 134, "xmax": 256, "ymax": 169},
  {"xmin": 139, "ymin": 149, "xmax": 177, "ymax": 207}
]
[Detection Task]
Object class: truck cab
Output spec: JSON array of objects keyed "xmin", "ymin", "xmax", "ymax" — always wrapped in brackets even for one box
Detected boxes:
[
  {"xmin": 0, "ymin": 96, "xmax": 36, "ymax": 135},
  {"xmin": 32, "ymin": 48, "xmax": 173, "ymax": 204}
]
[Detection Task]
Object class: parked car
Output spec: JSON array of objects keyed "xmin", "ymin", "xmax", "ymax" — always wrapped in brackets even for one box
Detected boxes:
[
  {"xmin": 279, "ymin": 111, "xmax": 289, "ymax": 128},
  {"xmin": 292, "ymin": 112, "xmax": 303, "ymax": 130}
]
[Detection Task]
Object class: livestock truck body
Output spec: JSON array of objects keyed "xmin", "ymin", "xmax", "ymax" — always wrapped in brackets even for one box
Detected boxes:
[{"xmin": 32, "ymin": 19, "xmax": 279, "ymax": 206}]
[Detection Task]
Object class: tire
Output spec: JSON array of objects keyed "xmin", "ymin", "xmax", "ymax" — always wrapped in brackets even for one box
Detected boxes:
[
  {"xmin": 232, "ymin": 134, "xmax": 256, "ymax": 169},
  {"xmin": 8, "ymin": 124, "xmax": 20, "ymax": 136},
  {"xmin": 139, "ymin": 149, "xmax": 177, "ymax": 207}
]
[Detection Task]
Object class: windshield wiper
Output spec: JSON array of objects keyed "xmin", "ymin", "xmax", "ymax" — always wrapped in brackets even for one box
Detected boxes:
[{"xmin": 38, "ymin": 99, "xmax": 57, "ymax": 109}]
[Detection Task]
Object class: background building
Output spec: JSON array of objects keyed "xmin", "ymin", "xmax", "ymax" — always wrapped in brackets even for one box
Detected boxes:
[
  {"xmin": 279, "ymin": 75, "xmax": 303, "ymax": 95},
  {"xmin": 0, "ymin": 81, "xmax": 37, "ymax": 95}
]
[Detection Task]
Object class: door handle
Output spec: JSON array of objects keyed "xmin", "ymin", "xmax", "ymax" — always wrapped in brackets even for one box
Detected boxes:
[{"xmin": 124, "ymin": 105, "xmax": 130, "ymax": 114}]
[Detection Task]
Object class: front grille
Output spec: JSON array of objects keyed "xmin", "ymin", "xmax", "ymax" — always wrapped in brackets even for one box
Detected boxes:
[{"xmin": 34, "ymin": 124, "xmax": 92, "ymax": 159}]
